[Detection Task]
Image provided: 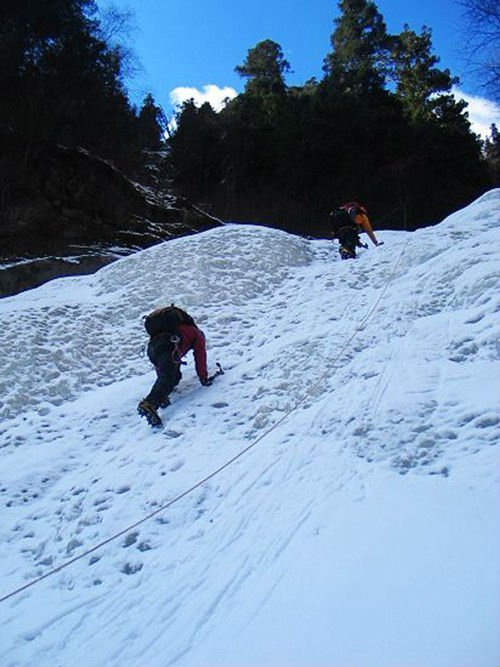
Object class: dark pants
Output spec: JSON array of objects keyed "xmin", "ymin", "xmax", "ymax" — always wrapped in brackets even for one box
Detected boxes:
[
  {"xmin": 337, "ymin": 225, "xmax": 360, "ymax": 257},
  {"xmin": 144, "ymin": 335, "xmax": 182, "ymax": 408}
]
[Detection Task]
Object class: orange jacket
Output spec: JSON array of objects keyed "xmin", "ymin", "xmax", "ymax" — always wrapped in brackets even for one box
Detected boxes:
[
  {"xmin": 353, "ymin": 211, "xmax": 379, "ymax": 246},
  {"xmin": 340, "ymin": 202, "xmax": 380, "ymax": 246}
]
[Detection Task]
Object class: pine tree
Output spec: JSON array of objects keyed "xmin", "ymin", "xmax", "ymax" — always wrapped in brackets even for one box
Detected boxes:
[
  {"xmin": 323, "ymin": 0, "xmax": 391, "ymax": 95},
  {"xmin": 235, "ymin": 39, "xmax": 290, "ymax": 97},
  {"xmin": 137, "ymin": 93, "xmax": 166, "ymax": 151},
  {"xmin": 168, "ymin": 100, "xmax": 223, "ymax": 200},
  {"xmin": 484, "ymin": 123, "xmax": 500, "ymax": 183},
  {"xmin": 0, "ymin": 0, "xmax": 138, "ymax": 168},
  {"xmin": 391, "ymin": 25, "xmax": 459, "ymax": 120}
]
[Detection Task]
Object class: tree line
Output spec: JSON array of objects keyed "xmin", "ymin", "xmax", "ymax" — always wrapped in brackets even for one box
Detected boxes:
[
  {"xmin": 0, "ymin": 0, "xmax": 165, "ymax": 211},
  {"xmin": 169, "ymin": 0, "xmax": 498, "ymax": 232},
  {"xmin": 0, "ymin": 0, "xmax": 497, "ymax": 234}
]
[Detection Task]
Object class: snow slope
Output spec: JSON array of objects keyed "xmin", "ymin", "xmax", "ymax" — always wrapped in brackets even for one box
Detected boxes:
[{"xmin": 0, "ymin": 190, "xmax": 499, "ymax": 667}]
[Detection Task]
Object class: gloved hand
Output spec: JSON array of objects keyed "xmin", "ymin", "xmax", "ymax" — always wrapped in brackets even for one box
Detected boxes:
[
  {"xmin": 376, "ymin": 240, "xmax": 384, "ymax": 246},
  {"xmin": 200, "ymin": 377, "xmax": 213, "ymax": 387}
]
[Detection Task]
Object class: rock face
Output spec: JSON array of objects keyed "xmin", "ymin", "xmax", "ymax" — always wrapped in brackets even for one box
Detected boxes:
[{"xmin": 0, "ymin": 145, "xmax": 222, "ymax": 296}]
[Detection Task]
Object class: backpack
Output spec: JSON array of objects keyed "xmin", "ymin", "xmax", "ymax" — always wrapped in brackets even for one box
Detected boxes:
[
  {"xmin": 329, "ymin": 207, "xmax": 356, "ymax": 236},
  {"xmin": 143, "ymin": 304, "xmax": 195, "ymax": 338}
]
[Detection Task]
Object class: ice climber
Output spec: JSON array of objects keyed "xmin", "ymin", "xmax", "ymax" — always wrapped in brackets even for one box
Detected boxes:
[
  {"xmin": 138, "ymin": 305, "xmax": 212, "ymax": 427},
  {"xmin": 329, "ymin": 201, "xmax": 383, "ymax": 260}
]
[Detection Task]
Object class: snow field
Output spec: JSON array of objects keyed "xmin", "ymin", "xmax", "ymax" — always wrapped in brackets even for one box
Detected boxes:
[{"xmin": 0, "ymin": 189, "xmax": 499, "ymax": 666}]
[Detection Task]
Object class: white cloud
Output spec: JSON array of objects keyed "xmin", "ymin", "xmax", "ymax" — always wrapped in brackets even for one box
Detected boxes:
[
  {"xmin": 452, "ymin": 87, "xmax": 500, "ymax": 139},
  {"xmin": 169, "ymin": 84, "xmax": 237, "ymax": 112}
]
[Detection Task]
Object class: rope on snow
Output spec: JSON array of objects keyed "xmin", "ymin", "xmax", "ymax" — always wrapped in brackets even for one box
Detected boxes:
[{"xmin": 0, "ymin": 238, "xmax": 409, "ymax": 605}]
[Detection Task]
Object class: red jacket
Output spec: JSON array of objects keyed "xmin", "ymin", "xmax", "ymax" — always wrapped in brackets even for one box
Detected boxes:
[{"xmin": 176, "ymin": 323, "xmax": 208, "ymax": 381}]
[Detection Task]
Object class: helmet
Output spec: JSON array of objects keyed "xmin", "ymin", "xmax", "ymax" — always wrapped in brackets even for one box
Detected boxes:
[{"xmin": 344, "ymin": 201, "xmax": 367, "ymax": 215}]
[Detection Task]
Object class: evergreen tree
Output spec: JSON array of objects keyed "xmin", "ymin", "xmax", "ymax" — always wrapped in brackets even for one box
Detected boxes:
[
  {"xmin": 0, "ymin": 0, "xmax": 138, "ymax": 168},
  {"xmin": 137, "ymin": 93, "xmax": 166, "ymax": 151},
  {"xmin": 323, "ymin": 0, "xmax": 390, "ymax": 95},
  {"xmin": 484, "ymin": 123, "xmax": 500, "ymax": 183},
  {"xmin": 391, "ymin": 25, "xmax": 459, "ymax": 120},
  {"xmin": 235, "ymin": 39, "xmax": 291, "ymax": 97},
  {"xmin": 168, "ymin": 100, "xmax": 223, "ymax": 200},
  {"xmin": 226, "ymin": 39, "xmax": 292, "ymax": 195}
]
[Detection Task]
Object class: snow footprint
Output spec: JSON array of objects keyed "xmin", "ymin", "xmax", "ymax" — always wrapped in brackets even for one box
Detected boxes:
[
  {"xmin": 211, "ymin": 401, "xmax": 229, "ymax": 409},
  {"xmin": 169, "ymin": 459, "xmax": 185, "ymax": 472}
]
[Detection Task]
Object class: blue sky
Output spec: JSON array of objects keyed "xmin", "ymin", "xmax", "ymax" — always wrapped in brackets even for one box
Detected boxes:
[{"xmin": 96, "ymin": 0, "xmax": 499, "ymax": 137}]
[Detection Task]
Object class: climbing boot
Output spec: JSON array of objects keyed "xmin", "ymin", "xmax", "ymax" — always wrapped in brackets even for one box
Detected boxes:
[
  {"xmin": 339, "ymin": 245, "xmax": 356, "ymax": 260},
  {"xmin": 137, "ymin": 399, "xmax": 162, "ymax": 427}
]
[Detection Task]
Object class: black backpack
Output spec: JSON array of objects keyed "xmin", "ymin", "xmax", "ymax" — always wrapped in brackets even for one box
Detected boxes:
[
  {"xmin": 329, "ymin": 207, "xmax": 356, "ymax": 236},
  {"xmin": 143, "ymin": 304, "xmax": 195, "ymax": 338}
]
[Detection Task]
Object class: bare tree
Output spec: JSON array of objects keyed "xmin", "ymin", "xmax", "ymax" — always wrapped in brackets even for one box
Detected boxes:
[
  {"xmin": 97, "ymin": 4, "xmax": 141, "ymax": 81},
  {"xmin": 459, "ymin": 0, "xmax": 500, "ymax": 101}
]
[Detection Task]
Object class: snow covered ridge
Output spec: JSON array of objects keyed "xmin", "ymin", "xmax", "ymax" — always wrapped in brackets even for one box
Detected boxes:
[
  {"xmin": 0, "ymin": 190, "xmax": 497, "ymax": 423},
  {"xmin": 0, "ymin": 191, "xmax": 499, "ymax": 667},
  {"xmin": 0, "ymin": 225, "xmax": 312, "ymax": 422}
]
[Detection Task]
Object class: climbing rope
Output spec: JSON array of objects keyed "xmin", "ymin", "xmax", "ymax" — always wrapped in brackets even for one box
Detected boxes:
[{"xmin": 0, "ymin": 238, "xmax": 409, "ymax": 605}]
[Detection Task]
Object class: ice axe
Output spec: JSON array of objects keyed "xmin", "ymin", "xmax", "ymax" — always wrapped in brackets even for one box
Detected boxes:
[{"xmin": 207, "ymin": 362, "xmax": 224, "ymax": 384}]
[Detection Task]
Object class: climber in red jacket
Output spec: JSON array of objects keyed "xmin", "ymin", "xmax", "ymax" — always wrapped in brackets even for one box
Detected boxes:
[{"xmin": 138, "ymin": 306, "xmax": 210, "ymax": 426}]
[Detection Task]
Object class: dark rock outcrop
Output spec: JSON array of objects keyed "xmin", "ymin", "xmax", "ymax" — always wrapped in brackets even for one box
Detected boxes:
[{"xmin": 0, "ymin": 145, "xmax": 222, "ymax": 297}]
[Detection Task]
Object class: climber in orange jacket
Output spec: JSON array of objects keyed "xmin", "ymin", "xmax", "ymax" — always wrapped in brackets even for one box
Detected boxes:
[{"xmin": 330, "ymin": 201, "xmax": 383, "ymax": 260}]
